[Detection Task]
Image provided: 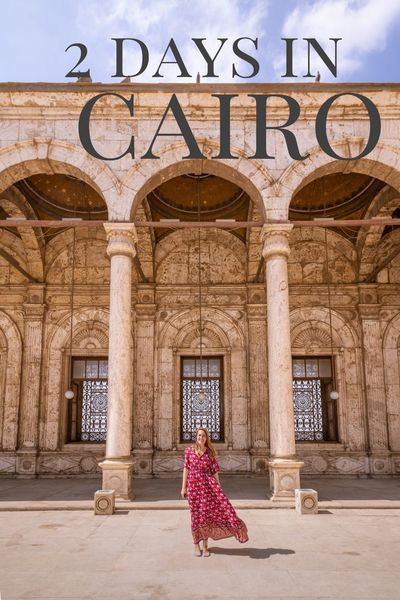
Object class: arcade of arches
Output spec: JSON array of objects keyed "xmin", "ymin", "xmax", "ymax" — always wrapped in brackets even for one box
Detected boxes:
[{"xmin": 0, "ymin": 83, "xmax": 400, "ymax": 500}]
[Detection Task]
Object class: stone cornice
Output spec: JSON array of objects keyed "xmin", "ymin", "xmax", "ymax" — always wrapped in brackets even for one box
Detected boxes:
[
  {"xmin": 2, "ymin": 83, "xmax": 400, "ymax": 120},
  {"xmin": 1, "ymin": 82, "xmax": 399, "ymax": 93}
]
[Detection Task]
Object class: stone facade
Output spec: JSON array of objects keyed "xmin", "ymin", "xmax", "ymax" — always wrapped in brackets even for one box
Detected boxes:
[{"xmin": 0, "ymin": 83, "xmax": 399, "ymax": 495}]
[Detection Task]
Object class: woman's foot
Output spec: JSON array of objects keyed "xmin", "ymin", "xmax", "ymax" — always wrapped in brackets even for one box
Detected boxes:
[
  {"xmin": 194, "ymin": 543, "xmax": 202, "ymax": 557},
  {"xmin": 202, "ymin": 542, "xmax": 210, "ymax": 557}
]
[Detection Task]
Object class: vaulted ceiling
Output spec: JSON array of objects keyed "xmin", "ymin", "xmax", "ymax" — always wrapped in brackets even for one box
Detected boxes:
[
  {"xmin": 290, "ymin": 173, "xmax": 388, "ymax": 240},
  {"xmin": 146, "ymin": 173, "xmax": 250, "ymax": 242}
]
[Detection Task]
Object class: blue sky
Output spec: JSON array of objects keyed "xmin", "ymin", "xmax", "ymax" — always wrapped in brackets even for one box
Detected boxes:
[{"xmin": 1, "ymin": 0, "xmax": 400, "ymax": 83}]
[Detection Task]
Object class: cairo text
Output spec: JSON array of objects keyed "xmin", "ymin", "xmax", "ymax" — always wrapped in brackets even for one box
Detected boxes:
[{"xmin": 78, "ymin": 92, "xmax": 381, "ymax": 162}]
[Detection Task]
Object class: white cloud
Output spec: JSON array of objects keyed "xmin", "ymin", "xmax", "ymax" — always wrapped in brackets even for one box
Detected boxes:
[
  {"xmin": 76, "ymin": 0, "xmax": 269, "ymax": 81},
  {"xmin": 274, "ymin": 0, "xmax": 400, "ymax": 81}
]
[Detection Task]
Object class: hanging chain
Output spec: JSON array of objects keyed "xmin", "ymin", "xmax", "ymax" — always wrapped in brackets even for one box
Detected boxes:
[
  {"xmin": 67, "ymin": 185, "xmax": 79, "ymax": 391},
  {"xmin": 197, "ymin": 175, "xmax": 204, "ymax": 391},
  {"xmin": 68, "ymin": 224, "xmax": 76, "ymax": 389},
  {"xmin": 324, "ymin": 218, "xmax": 337, "ymax": 391}
]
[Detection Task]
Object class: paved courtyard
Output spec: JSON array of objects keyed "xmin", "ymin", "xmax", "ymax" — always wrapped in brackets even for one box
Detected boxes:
[
  {"xmin": 0, "ymin": 506, "xmax": 400, "ymax": 600},
  {"xmin": 1, "ymin": 475, "xmax": 400, "ymax": 505}
]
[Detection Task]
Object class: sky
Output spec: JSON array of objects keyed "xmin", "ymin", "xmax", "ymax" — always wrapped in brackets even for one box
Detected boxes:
[{"xmin": 1, "ymin": 0, "xmax": 400, "ymax": 84}]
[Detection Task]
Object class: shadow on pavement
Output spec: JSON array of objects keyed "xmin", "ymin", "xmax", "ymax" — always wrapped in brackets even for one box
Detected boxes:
[{"xmin": 208, "ymin": 547, "xmax": 296, "ymax": 559}]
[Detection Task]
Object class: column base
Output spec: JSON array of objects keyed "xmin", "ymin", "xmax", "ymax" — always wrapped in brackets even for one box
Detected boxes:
[
  {"xmin": 16, "ymin": 450, "xmax": 38, "ymax": 478},
  {"xmin": 99, "ymin": 459, "xmax": 134, "ymax": 500},
  {"xmin": 268, "ymin": 458, "xmax": 304, "ymax": 501}
]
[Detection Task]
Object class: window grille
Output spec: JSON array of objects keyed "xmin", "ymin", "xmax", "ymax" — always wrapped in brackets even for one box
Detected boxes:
[
  {"xmin": 181, "ymin": 356, "xmax": 224, "ymax": 442},
  {"xmin": 68, "ymin": 357, "xmax": 108, "ymax": 442},
  {"xmin": 292, "ymin": 356, "xmax": 338, "ymax": 442}
]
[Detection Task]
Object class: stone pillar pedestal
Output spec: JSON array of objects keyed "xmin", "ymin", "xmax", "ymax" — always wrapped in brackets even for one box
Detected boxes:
[
  {"xmin": 99, "ymin": 223, "xmax": 137, "ymax": 500},
  {"xmin": 17, "ymin": 285, "xmax": 46, "ymax": 478},
  {"xmin": 261, "ymin": 224, "xmax": 303, "ymax": 500},
  {"xmin": 269, "ymin": 459, "xmax": 304, "ymax": 499},
  {"xmin": 100, "ymin": 461, "xmax": 134, "ymax": 500}
]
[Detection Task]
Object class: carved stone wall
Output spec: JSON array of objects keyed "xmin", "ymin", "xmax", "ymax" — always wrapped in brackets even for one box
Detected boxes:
[
  {"xmin": 289, "ymin": 229, "xmax": 357, "ymax": 284},
  {"xmin": 0, "ymin": 311, "xmax": 22, "ymax": 453},
  {"xmin": 153, "ymin": 302, "xmax": 248, "ymax": 475},
  {"xmin": 0, "ymin": 84, "xmax": 400, "ymax": 479},
  {"xmin": 383, "ymin": 314, "xmax": 400, "ymax": 455},
  {"xmin": 155, "ymin": 229, "xmax": 246, "ymax": 285},
  {"xmin": 247, "ymin": 301, "xmax": 269, "ymax": 474}
]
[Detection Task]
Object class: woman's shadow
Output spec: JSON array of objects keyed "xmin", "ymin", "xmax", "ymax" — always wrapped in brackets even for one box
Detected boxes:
[{"xmin": 208, "ymin": 547, "xmax": 295, "ymax": 559}]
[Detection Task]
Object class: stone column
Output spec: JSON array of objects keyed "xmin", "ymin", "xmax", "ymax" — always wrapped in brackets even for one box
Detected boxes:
[
  {"xmin": 16, "ymin": 284, "xmax": 46, "ymax": 478},
  {"xmin": 247, "ymin": 302, "xmax": 269, "ymax": 474},
  {"xmin": 358, "ymin": 287, "xmax": 390, "ymax": 475},
  {"xmin": 99, "ymin": 223, "xmax": 137, "ymax": 499},
  {"xmin": 261, "ymin": 224, "xmax": 303, "ymax": 500},
  {"xmin": 133, "ymin": 288, "xmax": 156, "ymax": 478}
]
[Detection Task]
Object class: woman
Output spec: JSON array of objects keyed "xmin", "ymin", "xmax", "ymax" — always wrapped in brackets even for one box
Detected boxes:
[{"xmin": 181, "ymin": 428, "xmax": 248, "ymax": 557}]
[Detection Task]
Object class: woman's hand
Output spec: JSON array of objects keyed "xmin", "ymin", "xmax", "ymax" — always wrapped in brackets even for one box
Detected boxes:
[{"xmin": 181, "ymin": 488, "xmax": 187, "ymax": 499}]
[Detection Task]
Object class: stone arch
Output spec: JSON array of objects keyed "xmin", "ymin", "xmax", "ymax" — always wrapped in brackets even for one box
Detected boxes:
[
  {"xmin": 156, "ymin": 307, "xmax": 248, "ymax": 457},
  {"xmin": 159, "ymin": 307, "xmax": 246, "ymax": 349},
  {"xmin": 291, "ymin": 306, "xmax": 359, "ymax": 348},
  {"xmin": 290, "ymin": 306, "xmax": 365, "ymax": 451},
  {"xmin": 72, "ymin": 321, "xmax": 109, "ymax": 349},
  {"xmin": 289, "ymin": 228, "xmax": 357, "ymax": 284},
  {"xmin": 0, "ymin": 310, "xmax": 22, "ymax": 452},
  {"xmin": 155, "ymin": 228, "xmax": 246, "ymax": 285},
  {"xmin": 124, "ymin": 141, "xmax": 270, "ymax": 220},
  {"xmin": 0, "ymin": 228, "xmax": 29, "ymax": 284},
  {"xmin": 0, "ymin": 139, "xmax": 117, "ymax": 213},
  {"xmin": 178, "ymin": 322, "xmax": 228, "ymax": 349},
  {"xmin": 247, "ymin": 200, "xmax": 264, "ymax": 281},
  {"xmin": 134, "ymin": 200, "xmax": 154, "ymax": 281},
  {"xmin": 374, "ymin": 229, "xmax": 400, "ymax": 284},
  {"xmin": 357, "ymin": 185, "xmax": 400, "ymax": 280},
  {"xmin": 278, "ymin": 141, "xmax": 400, "ymax": 215},
  {"xmin": 40, "ymin": 307, "xmax": 109, "ymax": 451},
  {"xmin": 0, "ymin": 186, "xmax": 44, "ymax": 280},
  {"xmin": 292, "ymin": 327, "xmax": 334, "ymax": 352},
  {"xmin": 382, "ymin": 313, "xmax": 400, "ymax": 451}
]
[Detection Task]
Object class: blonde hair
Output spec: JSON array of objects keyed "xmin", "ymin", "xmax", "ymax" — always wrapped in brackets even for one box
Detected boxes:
[{"xmin": 193, "ymin": 428, "xmax": 217, "ymax": 459}]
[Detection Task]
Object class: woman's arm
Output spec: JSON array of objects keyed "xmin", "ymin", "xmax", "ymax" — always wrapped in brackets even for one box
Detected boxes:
[
  {"xmin": 181, "ymin": 466, "xmax": 188, "ymax": 498},
  {"xmin": 213, "ymin": 472, "xmax": 220, "ymax": 484}
]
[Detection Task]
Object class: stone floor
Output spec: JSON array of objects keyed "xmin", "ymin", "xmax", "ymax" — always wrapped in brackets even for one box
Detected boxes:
[
  {"xmin": 1, "ymin": 506, "xmax": 400, "ymax": 599},
  {"xmin": 0, "ymin": 475, "xmax": 400, "ymax": 508}
]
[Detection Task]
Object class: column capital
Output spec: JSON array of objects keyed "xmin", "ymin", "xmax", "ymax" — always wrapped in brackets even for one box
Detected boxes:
[
  {"xmin": 261, "ymin": 224, "xmax": 293, "ymax": 260},
  {"xmin": 246, "ymin": 303, "xmax": 267, "ymax": 320},
  {"xmin": 23, "ymin": 303, "xmax": 46, "ymax": 320},
  {"xmin": 104, "ymin": 223, "xmax": 137, "ymax": 258},
  {"xmin": 135, "ymin": 304, "xmax": 157, "ymax": 319},
  {"xmin": 358, "ymin": 303, "xmax": 381, "ymax": 319}
]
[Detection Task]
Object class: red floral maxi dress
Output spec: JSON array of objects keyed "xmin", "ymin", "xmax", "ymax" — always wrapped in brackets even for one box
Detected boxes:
[{"xmin": 184, "ymin": 446, "xmax": 249, "ymax": 544}]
